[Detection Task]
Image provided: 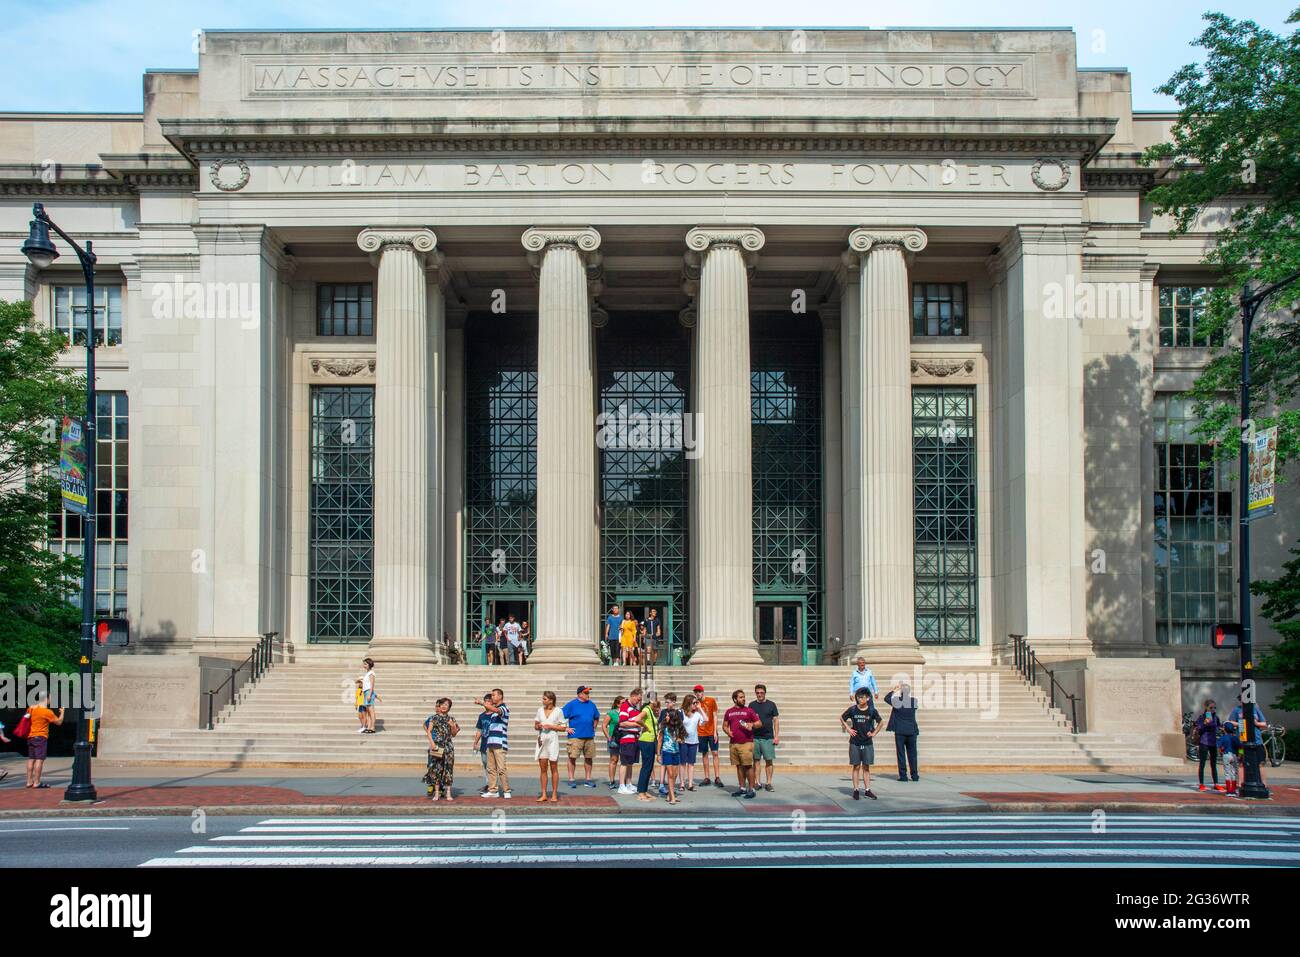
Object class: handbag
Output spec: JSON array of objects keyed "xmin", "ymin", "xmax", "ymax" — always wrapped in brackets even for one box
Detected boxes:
[
  {"xmin": 13, "ymin": 712, "xmax": 31, "ymax": 739},
  {"xmin": 429, "ymin": 743, "xmax": 447, "ymax": 759}
]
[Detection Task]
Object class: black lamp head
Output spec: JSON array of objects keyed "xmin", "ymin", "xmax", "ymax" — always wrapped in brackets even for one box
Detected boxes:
[{"xmin": 21, "ymin": 204, "xmax": 59, "ymax": 269}]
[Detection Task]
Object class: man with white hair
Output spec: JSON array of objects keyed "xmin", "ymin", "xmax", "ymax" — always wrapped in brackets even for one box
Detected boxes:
[{"xmin": 849, "ymin": 657, "xmax": 878, "ymax": 702}]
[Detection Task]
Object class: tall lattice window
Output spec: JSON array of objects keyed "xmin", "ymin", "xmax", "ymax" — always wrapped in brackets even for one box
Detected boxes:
[
  {"xmin": 1159, "ymin": 286, "xmax": 1222, "ymax": 347},
  {"xmin": 52, "ymin": 285, "xmax": 123, "ymax": 347},
  {"xmin": 598, "ymin": 319, "xmax": 690, "ymax": 654},
  {"xmin": 317, "ymin": 283, "xmax": 374, "ymax": 336},
  {"xmin": 464, "ymin": 318, "xmax": 537, "ymax": 643},
  {"xmin": 751, "ymin": 319, "xmax": 822, "ymax": 652},
  {"xmin": 1154, "ymin": 394, "xmax": 1234, "ymax": 645},
  {"xmin": 912, "ymin": 387, "xmax": 978, "ymax": 645},
  {"xmin": 912, "ymin": 282, "xmax": 967, "ymax": 337},
  {"xmin": 309, "ymin": 386, "xmax": 373, "ymax": 642},
  {"xmin": 48, "ymin": 391, "xmax": 128, "ymax": 616}
]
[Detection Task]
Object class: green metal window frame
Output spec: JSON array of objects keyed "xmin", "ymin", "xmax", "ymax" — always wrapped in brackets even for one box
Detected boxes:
[
  {"xmin": 912, "ymin": 386, "xmax": 978, "ymax": 645},
  {"xmin": 1154, "ymin": 394, "xmax": 1234, "ymax": 645},
  {"xmin": 308, "ymin": 385, "xmax": 374, "ymax": 642},
  {"xmin": 1159, "ymin": 286, "xmax": 1222, "ymax": 348},
  {"xmin": 911, "ymin": 282, "xmax": 968, "ymax": 337},
  {"xmin": 751, "ymin": 317, "xmax": 823, "ymax": 651},
  {"xmin": 464, "ymin": 316, "xmax": 538, "ymax": 646},
  {"xmin": 599, "ymin": 317, "xmax": 691, "ymax": 657}
]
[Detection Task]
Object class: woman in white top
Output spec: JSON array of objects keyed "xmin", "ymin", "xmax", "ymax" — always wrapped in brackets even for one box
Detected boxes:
[
  {"xmin": 680, "ymin": 693, "xmax": 707, "ymax": 792},
  {"xmin": 534, "ymin": 690, "xmax": 568, "ymax": 803},
  {"xmin": 361, "ymin": 658, "xmax": 379, "ymax": 734}
]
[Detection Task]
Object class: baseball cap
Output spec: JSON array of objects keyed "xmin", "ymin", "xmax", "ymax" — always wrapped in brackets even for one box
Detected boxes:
[
  {"xmin": 576, "ymin": 685, "xmax": 592, "ymax": 694},
  {"xmin": 693, "ymin": 684, "xmax": 705, "ymax": 692}
]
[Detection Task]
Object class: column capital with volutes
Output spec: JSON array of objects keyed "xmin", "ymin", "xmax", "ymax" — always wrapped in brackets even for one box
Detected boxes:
[{"xmin": 357, "ymin": 227, "xmax": 438, "ymax": 266}]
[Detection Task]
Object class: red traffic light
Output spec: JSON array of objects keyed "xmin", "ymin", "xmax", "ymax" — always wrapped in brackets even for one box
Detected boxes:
[{"xmin": 1213, "ymin": 623, "xmax": 1241, "ymax": 649}]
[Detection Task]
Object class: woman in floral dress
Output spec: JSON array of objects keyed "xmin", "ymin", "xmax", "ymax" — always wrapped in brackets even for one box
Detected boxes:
[{"xmin": 423, "ymin": 697, "xmax": 460, "ymax": 801}]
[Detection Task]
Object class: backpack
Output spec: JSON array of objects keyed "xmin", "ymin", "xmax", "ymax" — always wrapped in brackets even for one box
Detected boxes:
[{"xmin": 13, "ymin": 711, "xmax": 31, "ymax": 739}]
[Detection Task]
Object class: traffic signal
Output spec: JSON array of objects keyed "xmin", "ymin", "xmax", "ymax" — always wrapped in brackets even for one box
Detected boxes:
[
  {"xmin": 1212, "ymin": 623, "xmax": 1242, "ymax": 649},
  {"xmin": 94, "ymin": 617, "xmax": 129, "ymax": 647}
]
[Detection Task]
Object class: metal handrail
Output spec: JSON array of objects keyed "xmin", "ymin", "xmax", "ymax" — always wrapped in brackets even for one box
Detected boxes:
[
  {"xmin": 205, "ymin": 632, "xmax": 279, "ymax": 730},
  {"xmin": 1010, "ymin": 634, "xmax": 1079, "ymax": 734}
]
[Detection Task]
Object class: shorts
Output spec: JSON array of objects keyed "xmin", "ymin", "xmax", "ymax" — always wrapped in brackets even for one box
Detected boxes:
[
  {"xmin": 698, "ymin": 734, "xmax": 718, "ymax": 753},
  {"xmin": 849, "ymin": 741, "xmax": 875, "ymax": 767},
  {"xmin": 753, "ymin": 738, "xmax": 776, "ymax": 762},
  {"xmin": 619, "ymin": 740, "xmax": 640, "ymax": 766},
  {"xmin": 682, "ymin": 742, "xmax": 699, "ymax": 765},
  {"xmin": 607, "ymin": 737, "xmax": 620, "ymax": 753},
  {"xmin": 363, "ymin": 691, "xmax": 376, "ymax": 708},
  {"xmin": 661, "ymin": 750, "xmax": 680, "ymax": 766},
  {"xmin": 729, "ymin": 742, "xmax": 754, "ymax": 768},
  {"xmin": 27, "ymin": 736, "xmax": 49, "ymax": 760},
  {"xmin": 567, "ymin": 737, "xmax": 597, "ymax": 761},
  {"xmin": 357, "ymin": 706, "xmax": 366, "ymax": 713}
]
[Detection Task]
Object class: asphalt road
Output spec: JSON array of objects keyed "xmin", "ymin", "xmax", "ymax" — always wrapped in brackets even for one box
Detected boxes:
[{"xmin": 4, "ymin": 812, "xmax": 1300, "ymax": 867}]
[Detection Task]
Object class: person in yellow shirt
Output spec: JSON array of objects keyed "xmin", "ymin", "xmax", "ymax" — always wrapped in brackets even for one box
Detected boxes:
[
  {"xmin": 618, "ymin": 613, "xmax": 639, "ymax": 665},
  {"xmin": 355, "ymin": 680, "xmax": 366, "ymax": 732},
  {"xmin": 25, "ymin": 693, "xmax": 64, "ymax": 789}
]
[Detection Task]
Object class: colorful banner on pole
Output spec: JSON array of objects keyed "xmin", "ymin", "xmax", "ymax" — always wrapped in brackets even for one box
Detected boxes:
[
  {"xmin": 59, "ymin": 415, "xmax": 88, "ymax": 515},
  {"xmin": 1247, "ymin": 425, "xmax": 1278, "ymax": 521}
]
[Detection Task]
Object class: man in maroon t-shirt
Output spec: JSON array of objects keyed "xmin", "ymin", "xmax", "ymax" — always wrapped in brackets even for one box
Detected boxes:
[{"xmin": 722, "ymin": 689, "xmax": 760, "ymax": 799}]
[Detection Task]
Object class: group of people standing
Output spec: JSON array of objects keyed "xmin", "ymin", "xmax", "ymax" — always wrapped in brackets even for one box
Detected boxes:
[
  {"xmin": 1189, "ymin": 695, "xmax": 1273, "ymax": 795},
  {"xmin": 603, "ymin": 604, "xmax": 663, "ymax": 667},
  {"xmin": 481, "ymin": 614, "xmax": 531, "ymax": 666}
]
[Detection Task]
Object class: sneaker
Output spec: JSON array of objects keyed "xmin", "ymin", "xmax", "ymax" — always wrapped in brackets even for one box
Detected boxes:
[
  {"xmin": 658, "ymin": 785, "xmax": 668, "ymax": 796},
  {"xmin": 426, "ymin": 785, "xmax": 434, "ymax": 797},
  {"xmin": 898, "ymin": 776, "xmax": 908, "ymax": 782},
  {"xmin": 713, "ymin": 779, "xmax": 725, "ymax": 789},
  {"xmin": 864, "ymin": 789, "xmax": 878, "ymax": 800},
  {"xmin": 357, "ymin": 727, "xmax": 366, "ymax": 734},
  {"xmin": 853, "ymin": 789, "xmax": 860, "ymax": 800},
  {"xmin": 569, "ymin": 780, "xmax": 577, "ymax": 789},
  {"xmin": 1213, "ymin": 785, "xmax": 1225, "ymax": 792},
  {"xmin": 744, "ymin": 790, "xmax": 756, "ymax": 799},
  {"xmin": 700, "ymin": 777, "xmax": 711, "ymax": 786},
  {"xmin": 1198, "ymin": 784, "xmax": 1207, "ymax": 792},
  {"xmin": 607, "ymin": 780, "xmax": 617, "ymax": 789},
  {"xmin": 480, "ymin": 791, "xmax": 498, "ymax": 799},
  {"xmin": 584, "ymin": 780, "xmax": 597, "ymax": 788},
  {"xmin": 763, "ymin": 783, "xmax": 773, "ymax": 792},
  {"xmin": 502, "ymin": 791, "xmax": 512, "ymax": 799},
  {"xmin": 619, "ymin": 784, "xmax": 636, "ymax": 795},
  {"xmin": 732, "ymin": 789, "xmax": 747, "ymax": 798}
]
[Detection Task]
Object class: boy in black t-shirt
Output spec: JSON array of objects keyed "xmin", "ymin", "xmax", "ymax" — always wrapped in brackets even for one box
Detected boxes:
[{"xmin": 840, "ymin": 689, "xmax": 882, "ymax": 800}]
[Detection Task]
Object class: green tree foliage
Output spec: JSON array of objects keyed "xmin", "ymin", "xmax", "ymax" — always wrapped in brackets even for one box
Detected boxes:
[
  {"xmin": 0, "ymin": 298, "xmax": 85, "ymax": 673},
  {"xmin": 1143, "ymin": 10, "xmax": 1300, "ymax": 708}
]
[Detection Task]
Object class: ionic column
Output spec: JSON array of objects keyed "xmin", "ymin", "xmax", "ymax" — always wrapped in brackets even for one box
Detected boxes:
[
  {"xmin": 849, "ymin": 227, "xmax": 928, "ymax": 667},
  {"xmin": 685, "ymin": 226, "xmax": 764, "ymax": 664},
  {"xmin": 357, "ymin": 227, "xmax": 438, "ymax": 662},
  {"xmin": 522, "ymin": 227, "xmax": 602, "ymax": 664}
]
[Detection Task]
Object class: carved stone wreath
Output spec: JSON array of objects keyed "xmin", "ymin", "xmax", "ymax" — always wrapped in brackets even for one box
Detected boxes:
[
  {"xmin": 209, "ymin": 157, "xmax": 250, "ymax": 192},
  {"xmin": 311, "ymin": 358, "xmax": 376, "ymax": 378},
  {"xmin": 1031, "ymin": 158, "xmax": 1071, "ymax": 192},
  {"xmin": 911, "ymin": 358, "xmax": 976, "ymax": 378}
]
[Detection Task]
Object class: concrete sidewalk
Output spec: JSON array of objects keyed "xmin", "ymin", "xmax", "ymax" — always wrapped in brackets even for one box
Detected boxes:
[{"xmin": 3, "ymin": 753, "xmax": 1298, "ymax": 817}]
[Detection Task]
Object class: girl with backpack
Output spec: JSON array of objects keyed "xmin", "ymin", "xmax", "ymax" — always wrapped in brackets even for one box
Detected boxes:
[{"xmin": 660, "ymin": 707, "xmax": 686, "ymax": 805}]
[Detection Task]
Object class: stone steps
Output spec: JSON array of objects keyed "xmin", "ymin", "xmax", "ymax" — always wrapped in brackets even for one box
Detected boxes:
[{"xmin": 125, "ymin": 659, "xmax": 1183, "ymax": 771}]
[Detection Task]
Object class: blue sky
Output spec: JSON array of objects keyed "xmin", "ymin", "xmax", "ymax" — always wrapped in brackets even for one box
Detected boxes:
[{"xmin": 1, "ymin": 0, "xmax": 1294, "ymax": 112}]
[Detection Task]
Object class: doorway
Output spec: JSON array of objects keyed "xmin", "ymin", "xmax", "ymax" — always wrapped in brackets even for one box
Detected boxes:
[
  {"xmin": 616, "ymin": 595, "xmax": 674, "ymax": 666},
  {"xmin": 755, "ymin": 600, "xmax": 805, "ymax": 665},
  {"xmin": 478, "ymin": 594, "xmax": 535, "ymax": 664}
]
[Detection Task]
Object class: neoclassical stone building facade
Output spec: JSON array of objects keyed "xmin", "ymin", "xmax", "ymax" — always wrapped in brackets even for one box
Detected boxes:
[{"xmin": 2, "ymin": 28, "xmax": 1293, "ymax": 732}]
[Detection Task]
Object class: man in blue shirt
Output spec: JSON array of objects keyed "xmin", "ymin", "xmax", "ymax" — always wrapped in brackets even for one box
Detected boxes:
[
  {"xmin": 604, "ymin": 604, "xmax": 622, "ymax": 666},
  {"xmin": 849, "ymin": 656, "xmax": 878, "ymax": 701},
  {"xmin": 481, "ymin": 688, "xmax": 511, "ymax": 799},
  {"xmin": 1227, "ymin": 698, "xmax": 1271, "ymax": 790},
  {"xmin": 471, "ymin": 693, "xmax": 494, "ymax": 795},
  {"xmin": 562, "ymin": 685, "xmax": 602, "ymax": 788}
]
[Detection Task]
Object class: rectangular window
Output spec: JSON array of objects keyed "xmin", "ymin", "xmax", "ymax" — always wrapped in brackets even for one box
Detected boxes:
[
  {"xmin": 317, "ymin": 283, "xmax": 374, "ymax": 337},
  {"xmin": 913, "ymin": 386, "xmax": 978, "ymax": 645},
  {"xmin": 1159, "ymin": 286, "xmax": 1222, "ymax": 347},
  {"xmin": 52, "ymin": 285, "xmax": 123, "ymax": 347},
  {"xmin": 912, "ymin": 282, "xmax": 967, "ymax": 337},
  {"xmin": 48, "ymin": 392, "xmax": 128, "ymax": 616},
  {"xmin": 1154, "ymin": 394, "xmax": 1234, "ymax": 645}
]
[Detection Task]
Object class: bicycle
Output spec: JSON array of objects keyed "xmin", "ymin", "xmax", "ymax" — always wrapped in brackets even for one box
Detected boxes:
[{"xmin": 1264, "ymin": 723, "xmax": 1287, "ymax": 768}]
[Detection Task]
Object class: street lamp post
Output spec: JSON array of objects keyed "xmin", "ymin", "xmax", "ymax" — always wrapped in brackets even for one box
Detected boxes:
[
  {"xmin": 21, "ymin": 201, "xmax": 99, "ymax": 803},
  {"xmin": 1236, "ymin": 270, "xmax": 1300, "ymax": 801}
]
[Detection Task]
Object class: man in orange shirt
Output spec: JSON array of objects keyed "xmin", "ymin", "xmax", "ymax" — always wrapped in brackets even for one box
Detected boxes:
[
  {"xmin": 693, "ymin": 684, "xmax": 723, "ymax": 788},
  {"xmin": 25, "ymin": 692, "xmax": 64, "ymax": 789}
]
